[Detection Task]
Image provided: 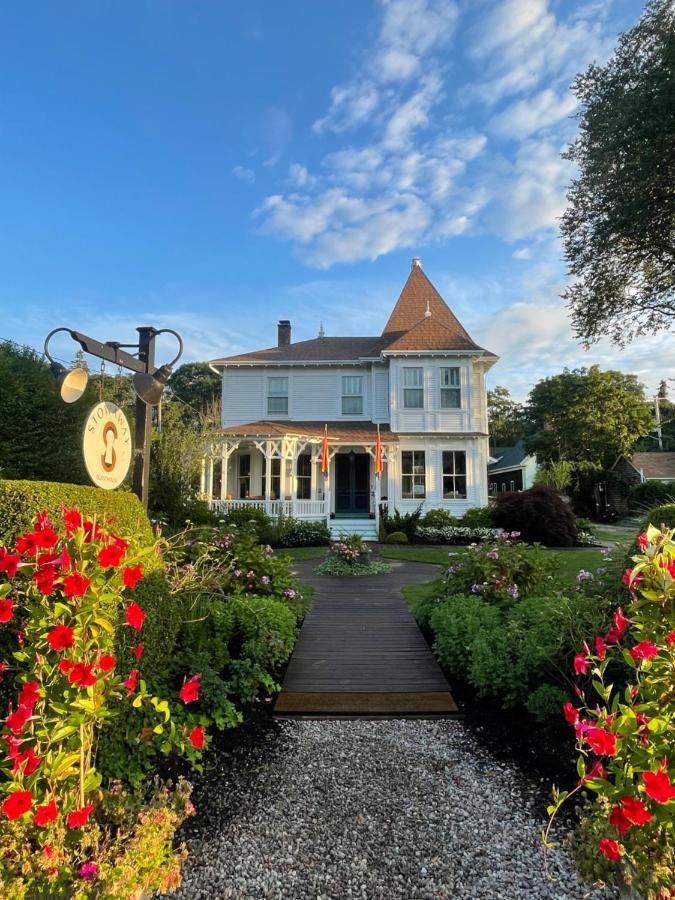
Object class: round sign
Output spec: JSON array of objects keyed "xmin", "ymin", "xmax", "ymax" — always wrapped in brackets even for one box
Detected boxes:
[{"xmin": 82, "ymin": 401, "xmax": 132, "ymax": 490}]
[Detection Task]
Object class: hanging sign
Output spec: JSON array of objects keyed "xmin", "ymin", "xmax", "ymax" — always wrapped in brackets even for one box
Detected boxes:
[{"xmin": 82, "ymin": 401, "xmax": 132, "ymax": 490}]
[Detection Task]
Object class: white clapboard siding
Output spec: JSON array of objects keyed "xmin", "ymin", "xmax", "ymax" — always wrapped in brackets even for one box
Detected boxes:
[
  {"xmin": 291, "ymin": 372, "xmax": 339, "ymax": 418},
  {"xmin": 372, "ymin": 370, "xmax": 389, "ymax": 422},
  {"xmin": 222, "ymin": 373, "xmax": 265, "ymax": 425}
]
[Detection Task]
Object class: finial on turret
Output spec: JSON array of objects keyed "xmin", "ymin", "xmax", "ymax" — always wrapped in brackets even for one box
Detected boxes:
[
  {"xmin": 318, "ymin": 321, "xmax": 325, "ymax": 339},
  {"xmin": 411, "ymin": 256, "xmax": 422, "ymax": 269}
]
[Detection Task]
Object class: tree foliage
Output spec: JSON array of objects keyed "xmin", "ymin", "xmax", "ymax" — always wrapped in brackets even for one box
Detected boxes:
[
  {"xmin": 562, "ymin": 0, "xmax": 675, "ymax": 344},
  {"xmin": 487, "ymin": 386, "xmax": 526, "ymax": 446},
  {"xmin": 524, "ymin": 366, "xmax": 653, "ymax": 468},
  {"xmin": 167, "ymin": 362, "xmax": 221, "ymax": 425}
]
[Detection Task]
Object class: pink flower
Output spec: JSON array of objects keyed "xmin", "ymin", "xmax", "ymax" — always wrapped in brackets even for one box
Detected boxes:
[
  {"xmin": 123, "ymin": 669, "xmax": 139, "ymax": 695},
  {"xmin": 562, "ymin": 702, "xmax": 579, "ymax": 726},
  {"xmin": 574, "ymin": 653, "xmax": 590, "ymax": 676},
  {"xmin": 637, "ymin": 532, "xmax": 648, "ymax": 551},
  {"xmin": 629, "ymin": 640, "xmax": 659, "ymax": 663},
  {"xmin": 79, "ymin": 862, "xmax": 98, "ymax": 881}
]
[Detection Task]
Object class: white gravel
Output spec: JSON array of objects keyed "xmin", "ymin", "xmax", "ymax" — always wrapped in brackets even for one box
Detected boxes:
[{"xmin": 172, "ymin": 718, "xmax": 617, "ymax": 900}]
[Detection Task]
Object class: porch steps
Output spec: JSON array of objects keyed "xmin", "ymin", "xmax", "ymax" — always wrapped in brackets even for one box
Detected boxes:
[{"xmin": 330, "ymin": 518, "xmax": 378, "ymax": 541}]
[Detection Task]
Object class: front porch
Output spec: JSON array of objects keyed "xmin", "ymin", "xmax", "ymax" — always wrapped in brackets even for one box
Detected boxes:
[{"xmin": 200, "ymin": 423, "xmax": 397, "ymax": 538}]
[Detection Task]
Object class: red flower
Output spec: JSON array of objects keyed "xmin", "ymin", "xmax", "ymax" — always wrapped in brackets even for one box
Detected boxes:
[
  {"xmin": 62, "ymin": 507, "xmax": 83, "ymax": 535},
  {"xmin": 15, "ymin": 531, "xmax": 41, "ymax": 556},
  {"xmin": 629, "ymin": 640, "xmax": 659, "ymax": 663},
  {"xmin": 609, "ymin": 806, "xmax": 631, "ymax": 834},
  {"xmin": 34, "ymin": 799, "xmax": 58, "ymax": 827},
  {"xmin": 19, "ymin": 680, "xmax": 40, "ymax": 710},
  {"xmin": 573, "ymin": 653, "xmax": 590, "ymax": 676},
  {"xmin": 0, "ymin": 548, "xmax": 20, "ymax": 578},
  {"xmin": 0, "ymin": 598, "xmax": 14, "ymax": 623},
  {"xmin": 621, "ymin": 796, "xmax": 653, "ymax": 827},
  {"xmin": 563, "ymin": 702, "xmax": 579, "ymax": 726},
  {"xmin": 126, "ymin": 602, "xmax": 145, "ymax": 631},
  {"xmin": 123, "ymin": 669, "xmax": 139, "ymax": 695},
  {"xmin": 637, "ymin": 532, "xmax": 648, "ymax": 551},
  {"xmin": 586, "ymin": 760, "xmax": 608, "ymax": 781},
  {"xmin": 83, "ymin": 521, "xmax": 103, "ymax": 543},
  {"xmin": 46, "ymin": 624, "xmax": 74, "ymax": 652},
  {"xmin": 666, "ymin": 630, "xmax": 675, "ymax": 646},
  {"xmin": 62, "ymin": 572, "xmax": 91, "ymax": 598},
  {"xmin": 180, "ymin": 674, "xmax": 201, "ymax": 704},
  {"xmin": 34, "ymin": 567, "xmax": 58, "ymax": 596},
  {"xmin": 98, "ymin": 654, "xmax": 116, "ymax": 672},
  {"xmin": 5, "ymin": 705, "xmax": 31, "ymax": 735},
  {"xmin": 58, "ymin": 659, "xmax": 74, "ymax": 674},
  {"xmin": 2, "ymin": 789, "xmax": 32, "ymax": 820},
  {"xmin": 188, "ymin": 725, "xmax": 205, "ymax": 749},
  {"xmin": 98, "ymin": 543, "xmax": 126, "ymax": 568},
  {"xmin": 594, "ymin": 637, "xmax": 606, "ymax": 660},
  {"xmin": 586, "ymin": 727, "xmax": 618, "ymax": 757},
  {"xmin": 59, "ymin": 547, "xmax": 72, "ymax": 573},
  {"xmin": 643, "ymin": 769, "xmax": 675, "ymax": 804},
  {"xmin": 122, "ymin": 565, "xmax": 144, "ymax": 589},
  {"xmin": 12, "ymin": 745, "xmax": 41, "ymax": 775},
  {"xmin": 66, "ymin": 803, "xmax": 94, "ymax": 829},
  {"xmin": 68, "ymin": 662, "xmax": 97, "ymax": 688},
  {"xmin": 133, "ymin": 643, "xmax": 144, "ymax": 661},
  {"xmin": 598, "ymin": 838, "xmax": 622, "ymax": 861},
  {"xmin": 621, "ymin": 568, "xmax": 642, "ymax": 589}
]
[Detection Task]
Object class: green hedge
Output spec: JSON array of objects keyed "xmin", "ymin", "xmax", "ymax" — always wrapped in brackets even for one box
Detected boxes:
[
  {"xmin": 643, "ymin": 503, "xmax": 675, "ymax": 530},
  {"xmin": 0, "ymin": 479, "xmax": 154, "ymax": 547}
]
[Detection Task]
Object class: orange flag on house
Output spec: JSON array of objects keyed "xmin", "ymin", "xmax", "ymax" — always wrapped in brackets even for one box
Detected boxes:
[
  {"xmin": 321, "ymin": 424, "xmax": 329, "ymax": 479},
  {"xmin": 374, "ymin": 424, "xmax": 383, "ymax": 478}
]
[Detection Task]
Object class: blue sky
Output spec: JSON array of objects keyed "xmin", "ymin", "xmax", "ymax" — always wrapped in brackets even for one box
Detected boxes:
[{"xmin": 0, "ymin": 0, "xmax": 668, "ymax": 400}]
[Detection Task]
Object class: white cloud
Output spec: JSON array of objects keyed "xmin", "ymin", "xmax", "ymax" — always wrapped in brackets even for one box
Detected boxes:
[
  {"xmin": 490, "ymin": 88, "xmax": 578, "ymax": 139},
  {"xmin": 232, "ymin": 165, "xmax": 255, "ymax": 184}
]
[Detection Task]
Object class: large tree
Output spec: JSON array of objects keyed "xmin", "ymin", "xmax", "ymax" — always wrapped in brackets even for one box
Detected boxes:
[
  {"xmin": 166, "ymin": 362, "xmax": 221, "ymax": 425},
  {"xmin": 487, "ymin": 386, "xmax": 526, "ymax": 446},
  {"xmin": 561, "ymin": 0, "xmax": 675, "ymax": 344},
  {"xmin": 524, "ymin": 366, "xmax": 654, "ymax": 468}
]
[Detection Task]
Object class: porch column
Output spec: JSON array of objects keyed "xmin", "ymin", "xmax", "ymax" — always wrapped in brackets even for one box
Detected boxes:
[
  {"xmin": 263, "ymin": 441, "xmax": 272, "ymax": 508},
  {"xmin": 220, "ymin": 445, "xmax": 227, "ymax": 500},
  {"xmin": 200, "ymin": 457, "xmax": 206, "ymax": 498}
]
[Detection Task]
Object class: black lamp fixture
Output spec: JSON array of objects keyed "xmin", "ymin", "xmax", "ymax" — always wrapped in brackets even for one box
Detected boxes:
[
  {"xmin": 131, "ymin": 329, "xmax": 183, "ymax": 405},
  {"xmin": 43, "ymin": 328, "xmax": 89, "ymax": 403}
]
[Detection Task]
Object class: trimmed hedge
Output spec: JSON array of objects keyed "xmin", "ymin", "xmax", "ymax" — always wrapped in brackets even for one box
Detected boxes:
[
  {"xmin": 384, "ymin": 531, "xmax": 408, "ymax": 544},
  {"xmin": 0, "ymin": 479, "xmax": 154, "ymax": 547},
  {"xmin": 628, "ymin": 480, "xmax": 675, "ymax": 511},
  {"xmin": 642, "ymin": 503, "xmax": 675, "ymax": 530}
]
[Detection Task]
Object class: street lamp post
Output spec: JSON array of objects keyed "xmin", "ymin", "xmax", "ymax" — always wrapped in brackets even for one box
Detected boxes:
[{"xmin": 43, "ymin": 325, "xmax": 183, "ymax": 508}]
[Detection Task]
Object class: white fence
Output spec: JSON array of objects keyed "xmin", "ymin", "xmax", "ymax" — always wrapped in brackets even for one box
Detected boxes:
[{"xmin": 209, "ymin": 497, "xmax": 329, "ymax": 521}]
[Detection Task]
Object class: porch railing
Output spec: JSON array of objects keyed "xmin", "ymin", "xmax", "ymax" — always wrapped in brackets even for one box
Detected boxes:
[{"xmin": 209, "ymin": 497, "xmax": 329, "ymax": 522}]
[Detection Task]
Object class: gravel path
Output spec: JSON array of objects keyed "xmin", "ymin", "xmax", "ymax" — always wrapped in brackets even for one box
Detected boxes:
[{"xmin": 173, "ymin": 718, "xmax": 616, "ymax": 900}]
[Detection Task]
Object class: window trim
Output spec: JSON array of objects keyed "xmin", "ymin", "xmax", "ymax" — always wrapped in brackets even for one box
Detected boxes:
[
  {"xmin": 439, "ymin": 367, "xmax": 462, "ymax": 410},
  {"xmin": 238, "ymin": 453, "xmax": 251, "ymax": 499},
  {"xmin": 442, "ymin": 450, "xmax": 467, "ymax": 500},
  {"xmin": 401, "ymin": 450, "xmax": 426, "ymax": 499},
  {"xmin": 296, "ymin": 453, "xmax": 312, "ymax": 500},
  {"xmin": 402, "ymin": 367, "xmax": 424, "ymax": 410},
  {"xmin": 267, "ymin": 376, "xmax": 289, "ymax": 416},
  {"xmin": 341, "ymin": 375, "xmax": 364, "ymax": 416}
]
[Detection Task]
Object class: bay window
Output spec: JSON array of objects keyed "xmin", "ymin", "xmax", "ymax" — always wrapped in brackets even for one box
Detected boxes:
[{"xmin": 403, "ymin": 368, "xmax": 424, "ymax": 409}]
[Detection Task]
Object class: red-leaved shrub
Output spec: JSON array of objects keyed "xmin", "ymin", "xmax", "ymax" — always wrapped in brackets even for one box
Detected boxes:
[{"xmin": 492, "ymin": 485, "xmax": 578, "ymax": 547}]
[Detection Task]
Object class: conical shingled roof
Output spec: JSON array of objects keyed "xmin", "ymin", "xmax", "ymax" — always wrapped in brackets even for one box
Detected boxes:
[{"xmin": 381, "ymin": 263, "xmax": 480, "ymax": 351}]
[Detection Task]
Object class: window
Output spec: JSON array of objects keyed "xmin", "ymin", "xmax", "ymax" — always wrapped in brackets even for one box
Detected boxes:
[
  {"xmin": 440, "ymin": 367, "xmax": 461, "ymax": 409},
  {"xmin": 297, "ymin": 453, "xmax": 311, "ymax": 499},
  {"xmin": 442, "ymin": 451, "xmax": 467, "ymax": 499},
  {"xmin": 267, "ymin": 377, "xmax": 288, "ymax": 415},
  {"xmin": 341, "ymin": 376, "xmax": 364, "ymax": 415},
  {"xmin": 401, "ymin": 450, "xmax": 426, "ymax": 499},
  {"xmin": 263, "ymin": 458, "xmax": 281, "ymax": 499},
  {"xmin": 238, "ymin": 454, "xmax": 251, "ymax": 499},
  {"xmin": 403, "ymin": 367, "xmax": 424, "ymax": 409}
]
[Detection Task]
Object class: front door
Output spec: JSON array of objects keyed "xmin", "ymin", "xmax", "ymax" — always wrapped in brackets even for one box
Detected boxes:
[{"xmin": 336, "ymin": 453, "xmax": 370, "ymax": 515}]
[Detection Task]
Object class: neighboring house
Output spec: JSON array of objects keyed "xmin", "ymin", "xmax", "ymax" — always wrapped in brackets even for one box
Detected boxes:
[
  {"xmin": 487, "ymin": 441, "xmax": 537, "ymax": 495},
  {"xmin": 596, "ymin": 452, "xmax": 675, "ymax": 517},
  {"xmin": 203, "ymin": 258, "xmax": 498, "ymax": 539}
]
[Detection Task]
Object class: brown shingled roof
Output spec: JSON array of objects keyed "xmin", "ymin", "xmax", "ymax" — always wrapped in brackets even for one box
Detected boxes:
[
  {"xmin": 218, "ymin": 420, "xmax": 488, "ymax": 441},
  {"xmin": 630, "ymin": 452, "xmax": 675, "ymax": 480},
  {"xmin": 210, "ymin": 261, "xmax": 494, "ymax": 364}
]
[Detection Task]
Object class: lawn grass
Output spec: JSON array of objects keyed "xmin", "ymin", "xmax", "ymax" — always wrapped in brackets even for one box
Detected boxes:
[
  {"xmin": 276, "ymin": 546, "xmax": 328, "ymax": 561},
  {"xmin": 380, "ymin": 544, "xmax": 606, "ymax": 586},
  {"xmin": 592, "ymin": 526, "xmax": 636, "ymax": 545}
]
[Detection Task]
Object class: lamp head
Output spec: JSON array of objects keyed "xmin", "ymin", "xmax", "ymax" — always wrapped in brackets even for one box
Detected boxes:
[
  {"xmin": 50, "ymin": 362, "xmax": 88, "ymax": 403},
  {"xmin": 133, "ymin": 363, "xmax": 173, "ymax": 406}
]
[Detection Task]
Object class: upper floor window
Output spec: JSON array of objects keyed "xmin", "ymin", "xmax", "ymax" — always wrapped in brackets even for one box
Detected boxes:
[
  {"xmin": 403, "ymin": 367, "xmax": 424, "ymax": 409},
  {"xmin": 267, "ymin": 377, "xmax": 288, "ymax": 415},
  {"xmin": 440, "ymin": 367, "xmax": 461, "ymax": 409},
  {"xmin": 341, "ymin": 376, "xmax": 364, "ymax": 415},
  {"xmin": 401, "ymin": 450, "xmax": 426, "ymax": 499},
  {"xmin": 442, "ymin": 450, "xmax": 467, "ymax": 499}
]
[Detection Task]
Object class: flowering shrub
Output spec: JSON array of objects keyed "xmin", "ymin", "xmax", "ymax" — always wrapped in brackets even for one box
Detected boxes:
[
  {"xmin": 316, "ymin": 537, "xmax": 391, "ymax": 576},
  {"xmin": 333, "ymin": 535, "xmax": 368, "ymax": 565},
  {"xmin": 0, "ymin": 509, "xmax": 205, "ymax": 895},
  {"xmin": 547, "ymin": 525, "xmax": 675, "ymax": 897},
  {"xmin": 443, "ymin": 537, "xmax": 558, "ymax": 606},
  {"xmin": 415, "ymin": 525, "xmax": 499, "ymax": 545}
]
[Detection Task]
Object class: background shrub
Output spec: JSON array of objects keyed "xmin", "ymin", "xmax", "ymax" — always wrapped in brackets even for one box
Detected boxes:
[
  {"xmin": 0, "ymin": 478, "xmax": 154, "ymax": 546},
  {"xmin": 219, "ymin": 505, "xmax": 271, "ymax": 534},
  {"xmin": 381, "ymin": 505, "xmax": 423, "ymax": 539},
  {"xmin": 260, "ymin": 516, "xmax": 331, "ymax": 548},
  {"xmin": 384, "ymin": 530, "xmax": 408, "ymax": 544},
  {"xmin": 419, "ymin": 509, "xmax": 459, "ymax": 528},
  {"xmin": 640, "ymin": 502, "xmax": 675, "ymax": 530},
  {"xmin": 628, "ymin": 479, "xmax": 675, "ymax": 511},
  {"xmin": 461, "ymin": 506, "xmax": 494, "ymax": 528},
  {"xmin": 493, "ymin": 485, "xmax": 578, "ymax": 546}
]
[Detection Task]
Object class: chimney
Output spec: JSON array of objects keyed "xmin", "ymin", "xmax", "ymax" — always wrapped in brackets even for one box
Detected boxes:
[
  {"xmin": 411, "ymin": 256, "xmax": 422, "ymax": 269},
  {"xmin": 277, "ymin": 320, "xmax": 291, "ymax": 346}
]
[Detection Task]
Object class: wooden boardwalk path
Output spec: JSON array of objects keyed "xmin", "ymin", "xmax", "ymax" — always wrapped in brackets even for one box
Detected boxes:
[{"xmin": 274, "ymin": 558, "xmax": 457, "ymax": 716}]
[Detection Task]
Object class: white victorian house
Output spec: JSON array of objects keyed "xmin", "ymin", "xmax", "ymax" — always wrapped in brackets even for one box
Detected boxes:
[{"xmin": 203, "ymin": 258, "xmax": 498, "ymax": 539}]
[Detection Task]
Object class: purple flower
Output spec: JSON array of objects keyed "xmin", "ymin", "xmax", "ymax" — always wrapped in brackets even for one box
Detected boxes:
[
  {"xmin": 577, "ymin": 570, "xmax": 593, "ymax": 583},
  {"xmin": 261, "ymin": 575, "xmax": 270, "ymax": 585},
  {"xmin": 510, "ymin": 531, "xmax": 521, "ymax": 539},
  {"xmin": 506, "ymin": 583, "xmax": 519, "ymax": 600},
  {"xmin": 486, "ymin": 550, "xmax": 499, "ymax": 560},
  {"xmin": 79, "ymin": 863, "xmax": 98, "ymax": 881},
  {"xmin": 284, "ymin": 589, "xmax": 297, "ymax": 600},
  {"xmin": 233, "ymin": 569, "xmax": 241, "ymax": 577},
  {"xmin": 471, "ymin": 583, "xmax": 485, "ymax": 594}
]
